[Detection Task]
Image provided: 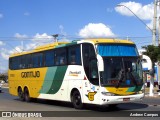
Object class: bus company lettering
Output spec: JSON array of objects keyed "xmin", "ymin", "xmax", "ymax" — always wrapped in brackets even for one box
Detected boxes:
[
  {"xmin": 21, "ymin": 71, "xmax": 40, "ymax": 78},
  {"xmin": 69, "ymin": 71, "xmax": 81, "ymax": 74},
  {"xmin": 69, "ymin": 71, "xmax": 81, "ymax": 76}
]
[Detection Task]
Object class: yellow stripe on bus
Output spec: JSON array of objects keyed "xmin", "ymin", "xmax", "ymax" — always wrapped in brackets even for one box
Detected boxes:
[{"xmin": 106, "ymin": 87, "xmax": 135, "ymax": 95}]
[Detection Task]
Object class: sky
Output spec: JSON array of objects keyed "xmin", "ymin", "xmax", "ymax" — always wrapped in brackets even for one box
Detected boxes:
[{"xmin": 0, "ymin": 0, "xmax": 159, "ymax": 73}]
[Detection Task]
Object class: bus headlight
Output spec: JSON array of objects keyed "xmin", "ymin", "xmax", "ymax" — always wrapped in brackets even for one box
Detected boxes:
[
  {"xmin": 137, "ymin": 90, "xmax": 144, "ymax": 94},
  {"xmin": 101, "ymin": 92, "xmax": 115, "ymax": 96}
]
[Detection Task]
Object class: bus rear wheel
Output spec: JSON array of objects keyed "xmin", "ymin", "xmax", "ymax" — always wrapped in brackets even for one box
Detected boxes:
[
  {"xmin": 24, "ymin": 88, "xmax": 31, "ymax": 102},
  {"xmin": 71, "ymin": 90, "xmax": 83, "ymax": 109},
  {"xmin": 18, "ymin": 87, "xmax": 24, "ymax": 101}
]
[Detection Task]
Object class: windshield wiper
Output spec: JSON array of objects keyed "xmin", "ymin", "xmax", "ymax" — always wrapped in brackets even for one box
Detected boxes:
[
  {"xmin": 116, "ymin": 69, "xmax": 125, "ymax": 88},
  {"xmin": 116, "ymin": 69, "xmax": 138, "ymax": 88},
  {"xmin": 129, "ymin": 72, "xmax": 138, "ymax": 87}
]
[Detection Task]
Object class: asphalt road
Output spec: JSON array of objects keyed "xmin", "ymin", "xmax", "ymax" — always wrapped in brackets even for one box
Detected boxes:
[{"xmin": 0, "ymin": 88, "xmax": 160, "ymax": 120}]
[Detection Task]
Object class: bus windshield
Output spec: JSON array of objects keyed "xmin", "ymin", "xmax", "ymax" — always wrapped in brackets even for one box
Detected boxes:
[{"xmin": 97, "ymin": 44, "xmax": 143, "ymax": 87}]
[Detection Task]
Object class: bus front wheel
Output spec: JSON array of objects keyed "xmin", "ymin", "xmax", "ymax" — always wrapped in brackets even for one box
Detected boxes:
[
  {"xmin": 71, "ymin": 90, "xmax": 83, "ymax": 109},
  {"xmin": 18, "ymin": 87, "xmax": 24, "ymax": 101}
]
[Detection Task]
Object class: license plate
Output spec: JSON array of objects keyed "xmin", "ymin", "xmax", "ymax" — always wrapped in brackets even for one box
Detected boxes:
[{"xmin": 123, "ymin": 98, "xmax": 130, "ymax": 101}]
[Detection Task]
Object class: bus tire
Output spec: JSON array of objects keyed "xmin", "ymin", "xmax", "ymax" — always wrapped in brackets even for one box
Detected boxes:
[
  {"xmin": 24, "ymin": 87, "xmax": 31, "ymax": 102},
  {"xmin": 71, "ymin": 90, "xmax": 83, "ymax": 109},
  {"xmin": 18, "ymin": 87, "xmax": 24, "ymax": 101}
]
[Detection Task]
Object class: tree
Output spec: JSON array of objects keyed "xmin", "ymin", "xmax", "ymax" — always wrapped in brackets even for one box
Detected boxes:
[
  {"xmin": 142, "ymin": 45, "xmax": 160, "ymax": 63},
  {"xmin": 142, "ymin": 45, "xmax": 160, "ymax": 90},
  {"xmin": 0, "ymin": 73, "xmax": 8, "ymax": 83}
]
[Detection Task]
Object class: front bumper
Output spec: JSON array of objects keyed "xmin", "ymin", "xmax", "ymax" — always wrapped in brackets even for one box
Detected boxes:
[{"xmin": 100, "ymin": 93, "xmax": 144, "ymax": 105}]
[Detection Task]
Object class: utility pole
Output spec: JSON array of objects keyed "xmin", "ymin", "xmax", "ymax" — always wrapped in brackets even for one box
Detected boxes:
[
  {"xmin": 159, "ymin": 14, "xmax": 160, "ymax": 46},
  {"xmin": 152, "ymin": 0, "xmax": 157, "ymax": 46},
  {"xmin": 158, "ymin": 3, "xmax": 160, "ymax": 95},
  {"xmin": 149, "ymin": 0, "xmax": 158, "ymax": 96},
  {"xmin": 52, "ymin": 34, "xmax": 59, "ymax": 43}
]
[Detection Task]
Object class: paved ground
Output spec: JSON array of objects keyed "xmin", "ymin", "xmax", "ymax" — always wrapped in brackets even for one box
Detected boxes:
[
  {"xmin": 1, "ymin": 82, "xmax": 160, "ymax": 120},
  {"xmin": 0, "ymin": 88, "xmax": 160, "ymax": 120}
]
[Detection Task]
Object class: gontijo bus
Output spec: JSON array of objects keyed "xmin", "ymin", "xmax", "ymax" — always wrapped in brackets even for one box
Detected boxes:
[{"xmin": 8, "ymin": 38, "xmax": 144, "ymax": 109}]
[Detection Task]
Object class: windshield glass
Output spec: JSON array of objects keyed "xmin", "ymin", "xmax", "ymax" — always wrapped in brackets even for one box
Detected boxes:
[
  {"xmin": 97, "ymin": 44, "xmax": 143, "ymax": 87},
  {"xmin": 101, "ymin": 57, "xmax": 143, "ymax": 87}
]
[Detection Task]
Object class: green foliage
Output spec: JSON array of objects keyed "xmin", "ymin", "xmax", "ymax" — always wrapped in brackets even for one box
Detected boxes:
[
  {"xmin": 142, "ymin": 45, "xmax": 160, "ymax": 63},
  {"xmin": 0, "ymin": 74, "xmax": 8, "ymax": 82}
]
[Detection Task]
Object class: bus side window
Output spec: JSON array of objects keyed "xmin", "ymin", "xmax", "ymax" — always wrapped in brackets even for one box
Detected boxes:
[
  {"xmin": 68, "ymin": 45, "xmax": 81, "ymax": 65},
  {"xmin": 33, "ymin": 54, "xmax": 39, "ymax": 68},
  {"xmin": 33, "ymin": 53, "xmax": 43, "ymax": 68},
  {"xmin": 39, "ymin": 53, "xmax": 43, "ymax": 67},
  {"xmin": 55, "ymin": 48, "xmax": 67, "ymax": 66},
  {"xmin": 10, "ymin": 57, "xmax": 20, "ymax": 70},
  {"xmin": 45, "ymin": 50, "xmax": 54, "ymax": 67},
  {"xmin": 13, "ymin": 56, "xmax": 19, "ymax": 69},
  {"xmin": 21, "ymin": 56, "xmax": 26, "ymax": 69},
  {"xmin": 9, "ymin": 58, "xmax": 12, "ymax": 70},
  {"xmin": 29, "ymin": 54, "xmax": 33, "ymax": 68},
  {"xmin": 25, "ymin": 54, "xmax": 32, "ymax": 68}
]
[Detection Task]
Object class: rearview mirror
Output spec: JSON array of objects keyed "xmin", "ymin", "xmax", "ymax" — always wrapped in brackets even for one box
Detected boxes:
[{"xmin": 97, "ymin": 54, "xmax": 104, "ymax": 71}]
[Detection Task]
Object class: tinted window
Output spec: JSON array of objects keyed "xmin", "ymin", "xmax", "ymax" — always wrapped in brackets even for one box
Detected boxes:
[
  {"xmin": 33, "ymin": 53, "xmax": 43, "ymax": 68},
  {"xmin": 82, "ymin": 43, "xmax": 99, "ymax": 85},
  {"xmin": 9, "ymin": 58, "xmax": 12, "ymax": 69},
  {"xmin": 55, "ymin": 48, "xmax": 67, "ymax": 65},
  {"xmin": 20, "ymin": 56, "xmax": 26, "ymax": 69},
  {"xmin": 68, "ymin": 45, "xmax": 81, "ymax": 65},
  {"xmin": 9, "ymin": 58, "xmax": 13, "ymax": 70},
  {"xmin": 10, "ymin": 57, "xmax": 20, "ymax": 70},
  {"xmin": 45, "ymin": 50, "xmax": 54, "ymax": 66},
  {"xmin": 26, "ymin": 54, "xmax": 32, "ymax": 68}
]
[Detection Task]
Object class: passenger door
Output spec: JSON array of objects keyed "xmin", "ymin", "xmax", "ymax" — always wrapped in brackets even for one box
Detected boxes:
[{"xmin": 82, "ymin": 43, "xmax": 99, "ymax": 104}]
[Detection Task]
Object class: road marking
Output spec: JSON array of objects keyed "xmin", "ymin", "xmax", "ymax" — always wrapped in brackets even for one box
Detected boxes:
[{"xmin": 148, "ymin": 104, "xmax": 160, "ymax": 107}]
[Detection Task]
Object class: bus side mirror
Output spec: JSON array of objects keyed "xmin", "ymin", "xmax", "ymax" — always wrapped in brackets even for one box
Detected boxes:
[{"xmin": 97, "ymin": 54, "xmax": 104, "ymax": 71}]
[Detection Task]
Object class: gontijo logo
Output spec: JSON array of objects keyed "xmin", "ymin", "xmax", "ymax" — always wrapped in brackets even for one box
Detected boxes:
[{"xmin": 21, "ymin": 71, "xmax": 40, "ymax": 78}]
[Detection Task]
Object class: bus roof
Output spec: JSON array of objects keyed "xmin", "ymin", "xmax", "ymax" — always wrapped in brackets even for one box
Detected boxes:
[
  {"xmin": 10, "ymin": 42, "xmax": 69, "ymax": 57},
  {"xmin": 79, "ymin": 38, "xmax": 135, "ymax": 44},
  {"xmin": 9, "ymin": 38, "xmax": 135, "ymax": 57}
]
